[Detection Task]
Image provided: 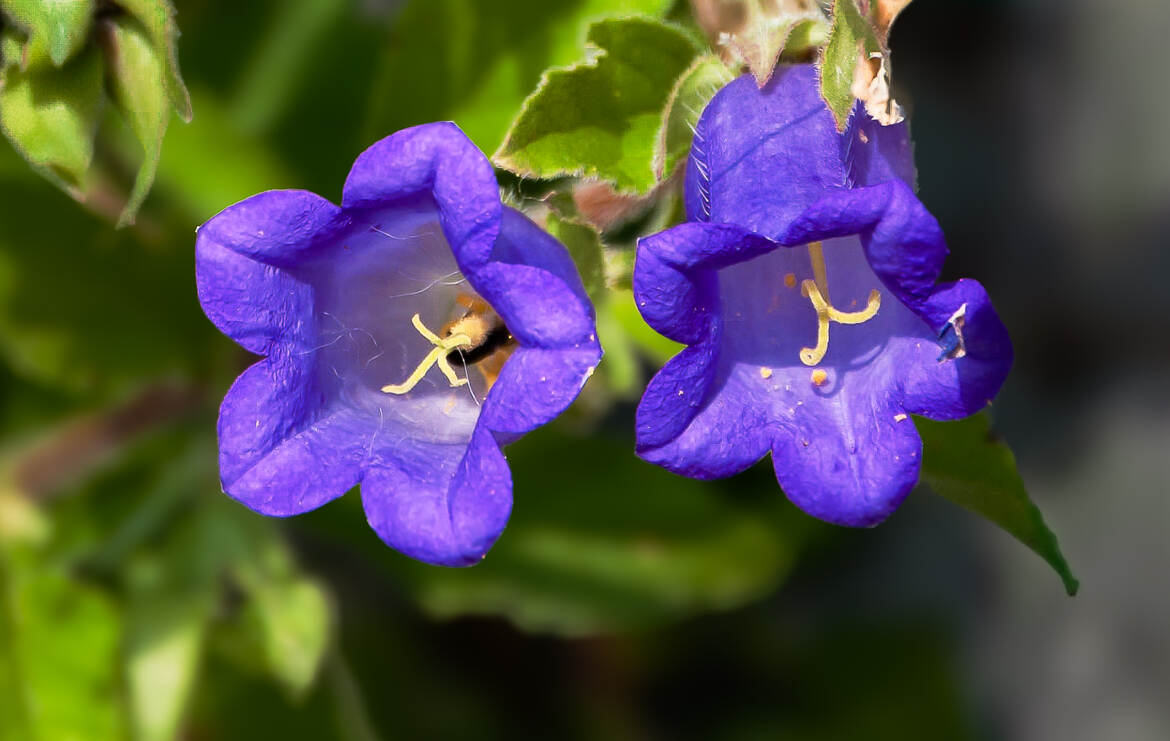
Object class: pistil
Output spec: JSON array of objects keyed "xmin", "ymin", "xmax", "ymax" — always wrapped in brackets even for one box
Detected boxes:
[
  {"xmin": 381, "ymin": 314, "xmax": 472, "ymax": 394},
  {"xmin": 798, "ymin": 242, "xmax": 881, "ymax": 367}
]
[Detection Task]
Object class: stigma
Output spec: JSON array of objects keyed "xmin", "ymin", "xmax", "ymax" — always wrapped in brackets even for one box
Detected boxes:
[
  {"xmin": 381, "ymin": 314, "xmax": 473, "ymax": 395},
  {"xmin": 797, "ymin": 242, "xmax": 881, "ymax": 367}
]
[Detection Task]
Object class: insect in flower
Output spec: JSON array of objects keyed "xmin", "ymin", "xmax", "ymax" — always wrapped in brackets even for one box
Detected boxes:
[{"xmin": 381, "ymin": 293, "xmax": 515, "ymax": 395}]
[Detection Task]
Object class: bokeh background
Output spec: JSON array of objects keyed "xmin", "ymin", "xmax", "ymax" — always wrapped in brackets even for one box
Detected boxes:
[{"xmin": 1, "ymin": 0, "xmax": 1167, "ymax": 739}]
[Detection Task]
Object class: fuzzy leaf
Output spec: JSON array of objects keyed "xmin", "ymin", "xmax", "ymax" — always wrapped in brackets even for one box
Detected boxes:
[
  {"xmin": 114, "ymin": 0, "xmax": 192, "ymax": 121},
  {"xmin": 820, "ymin": 0, "xmax": 880, "ymax": 130},
  {"xmin": 363, "ymin": 0, "xmax": 673, "ymax": 155},
  {"xmin": 101, "ymin": 15, "xmax": 170, "ymax": 226},
  {"xmin": 0, "ymin": 44, "xmax": 103, "ymax": 190},
  {"xmin": 494, "ymin": 16, "xmax": 698, "ymax": 192},
  {"xmin": 708, "ymin": 1, "xmax": 829, "ymax": 86},
  {"xmin": 654, "ymin": 54, "xmax": 734, "ymax": 180},
  {"xmin": 918, "ymin": 413, "xmax": 1079, "ymax": 596},
  {"xmin": 0, "ymin": 0, "xmax": 94, "ymax": 67}
]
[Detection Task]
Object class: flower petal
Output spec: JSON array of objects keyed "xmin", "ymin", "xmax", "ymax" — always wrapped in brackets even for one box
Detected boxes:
[
  {"xmin": 842, "ymin": 104, "xmax": 917, "ymax": 189},
  {"xmin": 361, "ymin": 424, "xmax": 511, "ymax": 566},
  {"xmin": 635, "ymin": 334, "xmax": 721, "ymax": 449},
  {"xmin": 224, "ymin": 404, "xmax": 370, "ymax": 517},
  {"xmin": 686, "ymin": 67, "xmax": 844, "ymax": 232},
  {"xmin": 479, "ymin": 345, "xmax": 600, "ymax": 436},
  {"xmin": 217, "ymin": 357, "xmax": 312, "ymax": 487},
  {"xmin": 637, "ymin": 363, "xmax": 772, "ymax": 478},
  {"xmin": 902, "ymin": 278, "xmax": 1013, "ymax": 419},
  {"xmin": 784, "ymin": 180, "xmax": 948, "ymax": 312},
  {"xmin": 471, "ymin": 207, "xmax": 597, "ymax": 348},
  {"xmin": 772, "ymin": 385, "xmax": 923, "ymax": 527},
  {"xmin": 195, "ymin": 232, "xmax": 316, "ymax": 356},
  {"xmin": 640, "ymin": 221, "xmax": 780, "ymax": 271},
  {"xmin": 198, "ymin": 189, "xmax": 350, "ymax": 268},
  {"xmin": 632, "ymin": 242, "xmax": 718, "ymax": 345},
  {"xmin": 342, "ymin": 122, "xmax": 501, "ymax": 271}
]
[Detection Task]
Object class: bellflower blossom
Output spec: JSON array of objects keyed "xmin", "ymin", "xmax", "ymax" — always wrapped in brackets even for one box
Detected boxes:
[
  {"xmin": 634, "ymin": 66, "xmax": 1012, "ymax": 526},
  {"xmin": 196, "ymin": 122, "xmax": 601, "ymax": 566}
]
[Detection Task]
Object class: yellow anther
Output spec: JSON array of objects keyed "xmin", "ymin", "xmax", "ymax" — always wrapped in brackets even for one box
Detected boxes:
[
  {"xmin": 783, "ymin": 273, "xmax": 797, "ymax": 289},
  {"xmin": 797, "ymin": 242, "xmax": 882, "ymax": 367},
  {"xmin": 381, "ymin": 314, "xmax": 473, "ymax": 395},
  {"xmin": 811, "ymin": 369, "xmax": 828, "ymax": 386}
]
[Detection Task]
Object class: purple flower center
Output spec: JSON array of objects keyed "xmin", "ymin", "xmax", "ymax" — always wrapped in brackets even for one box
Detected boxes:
[
  {"xmin": 721, "ymin": 235, "xmax": 922, "ymax": 391},
  {"xmin": 306, "ymin": 203, "xmax": 507, "ymax": 445}
]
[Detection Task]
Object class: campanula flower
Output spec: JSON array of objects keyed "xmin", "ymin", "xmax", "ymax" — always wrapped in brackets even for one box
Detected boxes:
[
  {"xmin": 196, "ymin": 122, "xmax": 601, "ymax": 566},
  {"xmin": 633, "ymin": 66, "xmax": 1011, "ymax": 526}
]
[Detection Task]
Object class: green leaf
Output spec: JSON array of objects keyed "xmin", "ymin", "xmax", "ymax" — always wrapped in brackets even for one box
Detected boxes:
[
  {"xmin": 212, "ymin": 501, "xmax": 333, "ymax": 698},
  {"xmin": 0, "ymin": 551, "xmax": 125, "ymax": 741},
  {"xmin": 245, "ymin": 578, "xmax": 332, "ymax": 698},
  {"xmin": 125, "ymin": 591, "xmax": 209, "ymax": 741},
  {"xmin": 363, "ymin": 0, "xmax": 673, "ymax": 155},
  {"xmin": 494, "ymin": 16, "xmax": 699, "ymax": 193},
  {"xmin": 101, "ymin": 15, "xmax": 170, "ymax": 227},
  {"xmin": 112, "ymin": 0, "xmax": 192, "ymax": 121},
  {"xmin": 820, "ymin": 0, "xmax": 880, "ymax": 130},
  {"xmin": 918, "ymin": 413, "xmax": 1079, "ymax": 595},
  {"xmin": 653, "ymin": 54, "xmax": 734, "ymax": 180},
  {"xmin": 0, "ymin": 0, "xmax": 94, "ymax": 67},
  {"xmin": 592, "ymin": 296, "xmax": 640, "ymax": 396},
  {"xmin": 711, "ymin": 0, "xmax": 829, "ymax": 86},
  {"xmin": 0, "ymin": 44, "xmax": 103, "ymax": 190},
  {"xmin": 544, "ymin": 212, "xmax": 605, "ymax": 300}
]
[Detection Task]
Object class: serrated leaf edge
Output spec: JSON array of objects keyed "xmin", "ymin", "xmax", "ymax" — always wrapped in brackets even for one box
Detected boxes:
[{"xmin": 492, "ymin": 15, "xmax": 700, "ymax": 194}]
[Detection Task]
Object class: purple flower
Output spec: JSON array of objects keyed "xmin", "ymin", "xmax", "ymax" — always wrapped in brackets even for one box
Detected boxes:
[
  {"xmin": 196, "ymin": 122, "xmax": 601, "ymax": 566},
  {"xmin": 634, "ymin": 66, "xmax": 1012, "ymax": 526}
]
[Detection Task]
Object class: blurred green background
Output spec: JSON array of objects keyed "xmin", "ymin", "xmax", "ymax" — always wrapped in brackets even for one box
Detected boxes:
[{"xmin": 1, "ymin": 0, "xmax": 1167, "ymax": 739}]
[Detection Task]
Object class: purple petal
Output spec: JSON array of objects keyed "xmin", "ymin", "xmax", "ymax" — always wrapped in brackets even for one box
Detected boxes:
[
  {"xmin": 842, "ymin": 103, "xmax": 917, "ymax": 189},
  {"xmin": 640, "ymin": 221, "xmax": 779, "ymax": 271},
  {"xmin": 635, "ymin": 335, "xmax": 721, "ymax": 449},
  {"xmin": 470, "ymin": 207, "xmax": 597, "ymax": 348},
  {"xmin": 632, "ymin": 244, "xmax": 717, "ymax": 345},
  {"xmin": 638, "ymin": 364, "xmax": 772, "ymax": 478},
  {"xmin": 217, "ymin": 358, "xmax": 313, "ymax": 487},
  {"xmin": 784, "ymin": 181, "xmax": 948, "ymax": 312},
  {"xmin": 902, "ymin": 278, "xmax": 1013, "ymax": 419},
  {"xmin": 342, "ymin": 122, "xmax": 501, "ymax": 271},
  {"xmin": 361, "ymin": 425, "xmax": 511, "ymax": 567},
  {"xmin": 772, "ymin": 385, "xmax": 923, "ymax": 527},
  {"xmin": 197, "ymin": 190, "xmax": 350, "ymax": 268},
  {"xmin": 479, "ymin": 346, "xmax": 600, "ymax": 435},
  {"xmin": 195, "ymin": 233, "xmax": 316, "ymax": 356},
  {"xmin": 686, "ymin": 67, "xmax": 844, "ymax": 231},
  {"xmin": 224, "ymin": 405, "xmax": 370, "ymax": 516}
]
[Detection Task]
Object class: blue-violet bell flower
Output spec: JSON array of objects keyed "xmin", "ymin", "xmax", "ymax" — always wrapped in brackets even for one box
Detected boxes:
[
  {"xmin": 196, "ymin": 122, "xmax": 601, "ymax": 566},
  {"xmin": 633, "ymin": 66, "xmax": 1012, "ymax": 526}
]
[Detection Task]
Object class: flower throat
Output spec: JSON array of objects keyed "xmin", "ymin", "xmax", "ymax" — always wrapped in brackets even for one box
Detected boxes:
[
  {"xmin": 382, "ymin": 293, "xmax": 514, "ymax": 395},
  {"xmin": 796, "ymin": 242, "xmax": 881, "ymax": 367}
]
